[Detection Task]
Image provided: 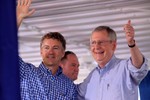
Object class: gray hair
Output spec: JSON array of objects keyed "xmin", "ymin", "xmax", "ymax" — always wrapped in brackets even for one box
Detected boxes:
[{"xmin": 92, "ymin": 26, "xmax": 117, "ymax": 41}]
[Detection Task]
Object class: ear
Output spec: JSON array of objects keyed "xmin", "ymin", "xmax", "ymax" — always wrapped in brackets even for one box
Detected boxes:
[
  {"xmin": 112, "ymin": 41, "xmax": 117, "ymax": 51},
  {"xmin": 62, "ymin": 50, "xmax": 65, "ymax": 58},
  {"xmin": 40, "ymin": 48, "xmax": 42, "ymax": 55}
]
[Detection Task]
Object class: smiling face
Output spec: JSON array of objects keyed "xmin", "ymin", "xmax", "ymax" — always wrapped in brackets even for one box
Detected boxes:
[
  {"xmin": 40, "ymin": 38, "xmax": 65, "ymax": 68},
  {"xmin": 39, "ymin": 32, "xmax": 66, "ymax": 74},
  {"xmin": 90, "ymin": 30, "xmax": 116, "ymax": 67}
]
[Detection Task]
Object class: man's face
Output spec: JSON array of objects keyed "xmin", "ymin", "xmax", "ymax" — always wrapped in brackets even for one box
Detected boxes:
[
  {"xmin": 40, "ymin": 38, "xmax": 64, "ymax": 68},
  {"xmin": 90, "ymin": 30, "xmax": 116, "ymax": 67},
  {"xmin": 61, "ymin": 54, "xmax": 79, "ymax": 81}
]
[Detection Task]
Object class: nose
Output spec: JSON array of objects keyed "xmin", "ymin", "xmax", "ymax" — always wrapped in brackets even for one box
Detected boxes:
[
  {"xmin": 75, "ymin": 66, "xmax": 79, "ymax": 73},
  {"xmin": 93, "ymin": 43, "xmax": 101, "ymax": 50},
  {"xmin": 47, "ymin": 48, "xmax": 54, "ymax": 54},
  {"xmin": 95, "ymin": 42, "xmax": 100, "ymax": 48}
]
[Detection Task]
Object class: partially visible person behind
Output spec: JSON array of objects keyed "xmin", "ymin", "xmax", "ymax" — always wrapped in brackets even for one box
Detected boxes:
[
  {"xmin": 17, "ymin": 0, "xmax": 77, "ymax": 99},
  {"xmin": 77, "ymin": 20, "xmax": 148, "ymax": 100},
  {"xmin": 139, "ymin": 70, "xmax": 150, "ymax": 100},
  {"xmin": 60, "ymin": 51, "xmax": 79, "ymax": 81}
]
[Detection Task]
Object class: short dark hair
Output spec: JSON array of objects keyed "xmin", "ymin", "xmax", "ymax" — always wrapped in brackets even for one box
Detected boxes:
[
  {"xmin": 61, "ymin": 51, "xmax": 76, "ymax": 61},
  {"xmin": 40, "ymin": 32, "xmax": 66, "ymax": 50},
  {"xmin": 92, "ymin": 26, "xmax": 117, "ymax": 41}
]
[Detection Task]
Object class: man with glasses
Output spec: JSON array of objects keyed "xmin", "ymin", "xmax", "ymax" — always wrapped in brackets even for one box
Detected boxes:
[
  {"xmin": 77, "ymin": 21, "xmax": 148, "ymax": 100},
  {"xmin": 17, "ymin": 0, "xmax": 77, "ymax": 99}
]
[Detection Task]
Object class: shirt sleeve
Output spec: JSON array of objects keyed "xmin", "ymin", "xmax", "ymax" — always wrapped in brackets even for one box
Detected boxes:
[
  {"xmin": 77, "ymin": 68, "xmax": 96, "ymax": 100},
  {"xmin": 19, "ymin": 56, "xmax": 34, "ymax": 79},
  {"xmin": 72, "ymin": 84, "xmax": 78, "ymax": 100},
  {"xmin": 127, "ymin": 56, "xmax": 149, "ymax": 84}
]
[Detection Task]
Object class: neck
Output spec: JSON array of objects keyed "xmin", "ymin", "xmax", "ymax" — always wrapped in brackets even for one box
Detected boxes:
[
  {"xmin": 46, "ymin": 64, "xmax": 59, "ymax": 75},
  {"xmin": 98, "ymin": 62, "xmax": 107, "ymax": 68},
  {"xmin": 99, "ymin": 54, "xmax": 114, "ymax": 68},
  {"xmin": 98, "ymin": 55, "xmax": 114, "ymax": 68}
]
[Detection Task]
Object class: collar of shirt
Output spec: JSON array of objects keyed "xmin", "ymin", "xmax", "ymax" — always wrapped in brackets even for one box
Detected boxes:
[
  {"xmin": 96, "ymin": 55, "xmax": 117, "ymax": 75},
  {"xmin": 39, "ymin": 62, "xmax": 62, "ymax": 76}
]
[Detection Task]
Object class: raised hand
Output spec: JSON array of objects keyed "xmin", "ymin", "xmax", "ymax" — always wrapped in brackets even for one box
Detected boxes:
[
  {"xmin": 17, "ymin": 0, "xmax": 35, "ymax": 18},
  {"xmin": 17, "ymin": 0, "xmax": 35, "ymax": 27},
  {"xmin": 124, "ymin": 20, "xmax": 135, "ymax": 44}
]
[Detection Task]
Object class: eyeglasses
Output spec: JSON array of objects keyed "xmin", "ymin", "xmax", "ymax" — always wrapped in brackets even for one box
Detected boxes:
[
  {"xmin": 41, "ymin": 45, "xmax": 61, "ymax": 51},
  {"xmin": 90, "ymin": 40, "xmax": 112, "ymax": 46}
]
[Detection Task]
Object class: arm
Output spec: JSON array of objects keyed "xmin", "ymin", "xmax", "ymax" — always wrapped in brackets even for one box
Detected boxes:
[
  {"xmin": 124, "ymin": 20, "xmax": 143, "ymax": 69},
  {"xmin": 17, "ymin": 0, "xmax": 35, "ymax": 28}
]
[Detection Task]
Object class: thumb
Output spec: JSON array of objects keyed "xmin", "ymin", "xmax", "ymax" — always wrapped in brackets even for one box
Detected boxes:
[
  {"xmin": 28, "ymin": 9, "xmax": 35, "ymax": 16},
  {"xmin": 128, "ymin": 20, "xmax": 131, "ymax": 25}
]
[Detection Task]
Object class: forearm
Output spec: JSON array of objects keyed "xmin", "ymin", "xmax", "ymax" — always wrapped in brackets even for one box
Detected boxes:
[
  {"xmin": 129, "ymin": 42, "xmax": 143, "ymax": 68},
  {"xmin": 124, "ymin": 20, "xmax": 144, "ymax": 69},
  {"xmin": 17, "ymin": 16, "xmax": 23, "ymax": 28}
]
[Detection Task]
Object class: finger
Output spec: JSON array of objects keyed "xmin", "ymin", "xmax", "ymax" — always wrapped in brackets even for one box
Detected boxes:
[
  {"xmin": 128, "ymin": 20, "xmax": 131, "ymax": 25},
  {"xmin": 123, "ymin": 25, "xmax": 128, "ymax": 31},
  {"xmin": 21, "ymin": 0, "xmax": 24, "ymax": 5},
  {"xmin": 27, "ymin": 9, "xmax": 35, "ymax": 16},
  {"xmin": 27, "ymin": 0, "xmax": 32, "ymax": 6},
  {"xmin": 17, "ymin": 0, "xmax": 21, "ymax": 6},
  {"xmin": 24, "ymin": 0, "xmax": 28, "ymax": 5}
]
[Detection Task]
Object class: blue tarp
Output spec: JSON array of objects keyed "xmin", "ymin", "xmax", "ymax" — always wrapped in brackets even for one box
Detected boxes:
[
  {"xmin": 0, "ymin": 0, "xmax": 20, "ymax": 99},
  {"xmin": 139, "ymin": 71, "xmax": 150, "ymax": 100}
]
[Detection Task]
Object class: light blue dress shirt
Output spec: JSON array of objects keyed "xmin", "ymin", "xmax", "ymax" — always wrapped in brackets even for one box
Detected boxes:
[{"xmin": 77, "ymin": 55, "xmax": 148, "ymax": 100}]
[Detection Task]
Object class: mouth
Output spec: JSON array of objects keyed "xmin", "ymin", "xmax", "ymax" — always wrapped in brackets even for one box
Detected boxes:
[
  {"xmin": 95, "ymin": 51, "xmax": 104, "ymax": 54},
  {"xmin": 48, "ymin": 55, "xmax": 55, "ymax": 58},
  {"xmin": 46, "ymin": 55, "xmax": 55, "ymax": 60},
  {"xmin": 73, "ymin": 72, "xmax": 79, "ymax": 75}
]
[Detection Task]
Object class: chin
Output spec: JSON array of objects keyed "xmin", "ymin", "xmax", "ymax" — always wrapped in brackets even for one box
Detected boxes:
[
  {"xmin": 96, "ymin": 59, "xmax": 104, "ymax": 64},
  {"xmin": 47, "ymin": 63, "xmax": 54, "ymax": 66},
  {"xmin": 95, "ymin": 58, "xmax": 102, "ymax": 62}
]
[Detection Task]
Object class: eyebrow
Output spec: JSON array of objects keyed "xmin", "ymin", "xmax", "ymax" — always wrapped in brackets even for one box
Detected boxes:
[
  {"xmin": 41, "ymin": 44, "xmax": 60, "ymax": 48},
  {"xmin": 42, "ymin": 44, "xmax": 60, "ymax": 47}
]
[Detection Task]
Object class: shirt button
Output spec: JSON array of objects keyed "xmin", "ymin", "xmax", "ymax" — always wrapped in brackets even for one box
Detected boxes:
[{"xmin": 132, "ymin": 91, "xmax": 135, "ymax": 94}]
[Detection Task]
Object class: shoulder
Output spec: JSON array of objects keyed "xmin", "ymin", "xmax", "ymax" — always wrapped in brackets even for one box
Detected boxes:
[
  {"xmin": 19, "ymin": 56, "xmax": 38, "ymax": 78},
  {"xmin": 60, "ymin": 73, "xmax": 74, "ymax": 84}
]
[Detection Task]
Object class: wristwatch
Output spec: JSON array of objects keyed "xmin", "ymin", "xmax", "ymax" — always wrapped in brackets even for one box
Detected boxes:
[{"xmin": 128, "ymin": 40, "xmax": 135, "ymax": 48}]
